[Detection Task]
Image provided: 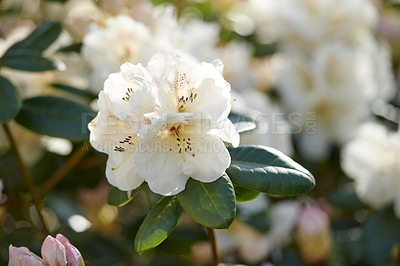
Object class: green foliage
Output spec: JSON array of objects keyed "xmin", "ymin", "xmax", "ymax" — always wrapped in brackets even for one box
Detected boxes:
[
  {"xmin": 4, "ymin": 21, "xmax": 62, "ymax": 54},
  {"xmin": 228, "ymin": 112, "xmax": 256, "ymax": 133},
  {"xmin": 0, "ymin": 21, "xmax": 62, "ymax": 72},
  {"xmin": 177, "ymin": 174, "xmax": 236, "ymax": 229},
  {"xmin": 107, "ymin": 184, "xmax": 146, "ymax": 207},
  {"xmin": 0, "ymin": 76, "xmax": 21, "ymax": 123},
  {"xmin": 15, "ymin": 96, "xmax": 94, "ymax": 141},
  {"xmin": 0, "ymin": 50, "xmax": 57, "ymax": 72},
  {"xmin": 328, "ymin": 185, "xmax": 366, "ymax": 211},
  {"xmin": 362, "ymin": 208, "xmax": 400, "ymax": 264},
  {"xmin": 226, "ymin": 145, "xmax": 315, "ymax": 195},
  {"xmin": 233, "ymin": 184, "xmax": 260, "ymax": 203},
  {"xmin": 57, "ymin": 42, "xmax": 83, "ymax": 53},
  {"xmin": 135, "ymin": 196, "xmax": 183, "ymax": 253}
]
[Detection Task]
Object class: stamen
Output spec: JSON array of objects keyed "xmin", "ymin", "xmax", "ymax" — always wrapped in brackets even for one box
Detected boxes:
[
  {"xmin": 121, "ymin": 87, "xmax": 134, "ymax": 102},
  {"xmin": 111, "ymin": 150, "xmax": 131, "ymax": 170}
]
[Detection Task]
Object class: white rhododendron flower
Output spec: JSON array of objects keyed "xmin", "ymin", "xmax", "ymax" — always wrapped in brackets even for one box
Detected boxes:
[
  {"xmin": 89, "ymin": 52, "xmax": 239, "ymax": 196},
  {"xmin": 341, "ymin": 122, "xmax": 400, "ymax": 218},
  {"xmin": 273, "ymin": 0, "xmax": 377, "ymax": 51},
  {"xmin": 89, "ymin": 92, "xmax": 143, "ymax": 191},
  {"xmin": 82, "ymin": 15, "xmax": 154, "ymax": 90},
  {"xmin": 136, "ymin": 113, "xmax": 231, "ymax": 195},
  {"xmin": 82, "ymin": 6, "xmax": 221, "ymax": 93}
]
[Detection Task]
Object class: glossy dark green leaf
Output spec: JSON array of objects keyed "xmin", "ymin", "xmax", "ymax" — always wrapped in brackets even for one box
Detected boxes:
[
  {"xmin": 234, "ymin": 184, "xmax": 260, "ymax": 203},
  {"xmin": 57, "ymin": 42, "xmax": 82, "ymax": 53},
  {"xmin": 1, "ymin": 50, "xmax": 57, "ymax": 72},
  {"xmin": 0, "ymin": 76, "xmax": 21, "ymax": 122},
  {"xmin": 135, "ymin": 196, "xmax": 183, "ymax": 253},
  {"xmin": 3, "ymin": 21, "xmax": 62, "ymax": 55},
  {"xmin": 327, "ymin": 185, "xmax": 366, "ymax": 211},
  {"xmin": 107, "ymin": 184, "xmax": 145, "ymax": 207},
  {"xmin": 228, "ymin": 112, "xmax": 256, "ymax": 133},
  {"xmin": 177, "ymin": 174, "xmax": 236, "ymax": 229},
  {"xmin": 227, "ymin": 145, "xmax": 315, "ymax": 195},
  {"xmin": 15, "ymin": 96, "xmax": 94, "ymax": 141}
]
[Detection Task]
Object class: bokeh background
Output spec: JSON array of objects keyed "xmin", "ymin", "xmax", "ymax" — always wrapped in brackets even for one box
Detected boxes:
[{"xmin": 0, "ymin": 0, "xmax": 400, "ymax": 265}]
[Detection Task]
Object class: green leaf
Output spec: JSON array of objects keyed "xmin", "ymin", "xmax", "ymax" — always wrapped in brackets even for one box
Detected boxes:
[
  {"xmin": 234, "ymin": 184, "xmax": 260, "ymax": 203},
  {"xmin": 57, "ymin": 42, "xmax": 82, "ymax": 53},
  {"xmin": 228, "ymin": 112, "xmax": 256, "ymax": 133},
  {"xmin": 15, "ymin": 96, "xmax": 94, "ymax": 141},
  {"xmin": 4, "ymin": 21, "xmax": 62, "ymax": 55},
  {"xmin": 327, "ymin": 185, "xmax": 366, "ymax": 211},
  {"xmin": 177, "ymin": 174, "xmax": 236, "ymax": 229},
  {"xmin": 227, "ymin": 145, "xmax": 315, "ymax": 195},
  {"xmin": 135, "ymin": 196, "xmax": 183, "ymax": 253},
  {"xmin": 362, "ymin": 208, "xmax": 400, "ymax": 264},
  {"xmin": 0, "ymin": 76, "xmax": 21, "ymax": 122},
  {"xmin": 51, "ymin": 83, "xmax": 97, "ymax": 100},
  {"xmin": 107, "ymin": 184, "xmax": 145, "ymax": 207},
  {"xmin": 1, "ymin": 50, "xmax": 57, "ymax": 72}
]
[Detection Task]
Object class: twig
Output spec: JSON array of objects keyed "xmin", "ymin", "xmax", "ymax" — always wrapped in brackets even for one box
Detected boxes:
[
  {"xmin": 2, "ymin": 123, "xmax": 50, "ymax": 235},
  {"xmin": 207, "ymin": 227, "xmax": 219, "ymax": 266},
  {"xmin": 40, "ymin": 141, "xmax": 90, "ymax": 196}
]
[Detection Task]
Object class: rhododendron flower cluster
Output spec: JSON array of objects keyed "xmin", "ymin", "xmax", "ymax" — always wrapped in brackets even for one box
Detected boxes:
[{"xmin": 89, "ymin": 52, "xmax": 239, "ymax": 196}]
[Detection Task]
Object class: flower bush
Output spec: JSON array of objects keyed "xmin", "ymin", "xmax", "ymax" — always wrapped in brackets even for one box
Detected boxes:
[{"xmin": 0, "ymin": 0, "xmax": 399, "ymax": 265}]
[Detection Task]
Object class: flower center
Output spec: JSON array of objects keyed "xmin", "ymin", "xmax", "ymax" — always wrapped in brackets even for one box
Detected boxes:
[
  {"xmin": 122, "ymin": 87, "xmax": 134, "ymax": 102},
  {"xmin": 169, "ymin": 124, "xmax": 195, "ymax": 157},
  {"xmin": 174, "ymin": 72, "xmax": 197, "ymax": 112}
]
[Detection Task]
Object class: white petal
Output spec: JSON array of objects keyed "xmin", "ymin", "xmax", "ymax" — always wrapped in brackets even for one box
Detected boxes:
[
  {"xmin": 186, "ymin": 77, "xmax": 231, "ymax": 123},
  {"xmin": 103, "ymin": 73, "xmax": 134, "ymax": 120},
  {"xmin": 146, "ymin": 52, "xmax": 182, "ymax": 86},
  {"xmin": 218, "ymin": 118, "xmax": 240, "ymax": 147},
  {"xmin": 9, "ymin": 245, "xmax": 45, "ymax": 266},
  {"xmin": 136, "ymin": 149, "xmax": 188, "ymax": 196},
  {"xmin": 181, "ymin": 134, "xmax": 231, "ymax": 183},
  {"xmin": 41, "ymin": 236, "xmax": 67, "ymax": 266},
  {"xmin": 211, "ymin": 59, "xmax": 224, "ymax": 74},
  {"xmin": 103, "ymin": 64, "xmax": 155, "ymax": 121},
  {"xmin": 106, "ymin": 151, "xmax": 144, "ymax": 191},
  {"xmin": 88, "ymin": 112, "xmax": 138, "ymax": 154}
]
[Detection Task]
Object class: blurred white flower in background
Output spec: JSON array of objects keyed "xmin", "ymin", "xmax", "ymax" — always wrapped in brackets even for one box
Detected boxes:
[
  {"xmin": 217, "ymin": 41, "xmax": 255, "ymax": 92},
  {"xmin": 341, "ymin": 122, "xmax": 400, "ymax": 218},
  {"xmin": 232, "ymin": 90, "xmax": 293, "ymax": 156},
  {"xmin": 248, "ymin": 0, "xmax": 278, "ymax": 43},
  {"xmin": 271, "ymin": 0, "xmax": 396, "ymax": 161},
  {"xmin": 82, "ymin": 15, "xmax": 154, "ymax": 91},
  {"xmin": 273, "ymin": 0, "xmax": 377, "ymax": 51},
  {"xmin": 82, "ymin": 5, "xmax": 222, "ymax": 92}
]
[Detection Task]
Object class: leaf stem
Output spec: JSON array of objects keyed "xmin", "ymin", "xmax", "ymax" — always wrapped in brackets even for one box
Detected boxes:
[
  {"xmin": 207, "ymin": 227, "xmax": 219, "ymax": 266},
  {"xmin": 40, "ymin": 141, "xmax": 90, "ymax": 196},
  {"xmin": 2, "ymin": 123, "xmax": 50, "ymax": 235}
]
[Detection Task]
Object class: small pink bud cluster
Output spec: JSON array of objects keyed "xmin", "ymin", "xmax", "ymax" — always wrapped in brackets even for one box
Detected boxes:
[{"xmin": 9, "ymin": 234, "xmax": 84, "ymax": 266}]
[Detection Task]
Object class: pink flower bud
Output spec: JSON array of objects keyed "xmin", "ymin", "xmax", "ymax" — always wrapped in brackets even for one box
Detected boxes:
[
  {"xmin": 56, "ymin": 234, "xmax": 85, "ymax": 266},
  {"xmin": 41, "ymin": 236, "xmax": 67, "ymax": 266},
  {"xmin": 296, "ymin": 204, "xmax": 331, "ymax": 264},
  {"xmin": 9, "ymin": 245, "xmax": 45, "ymax": 266}
]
